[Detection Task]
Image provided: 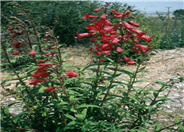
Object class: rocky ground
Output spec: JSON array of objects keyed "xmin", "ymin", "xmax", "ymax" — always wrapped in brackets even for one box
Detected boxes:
[{"xmin": 1, "ymin": 47, "xmax": 184, "ymax": 127}]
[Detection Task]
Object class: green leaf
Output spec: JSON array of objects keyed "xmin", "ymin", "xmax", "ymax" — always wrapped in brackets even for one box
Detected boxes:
[
  {"xmin": 76, "ymin": 109, "xmax": 87, "ymax": 121},
  {"xmin": 65, "ymin": 114, "xmax": 76, "ymax": 121},
  {"xmin": 107, "ymin": 67, "xmax": 134, "ymax": 77},
  {"xmin": 61, "ymin": 52, "xmax": 69, "ymax": 59},
  {"xmin": 77, "ymin": 104, "xmax": 100, "ymax": 109}
]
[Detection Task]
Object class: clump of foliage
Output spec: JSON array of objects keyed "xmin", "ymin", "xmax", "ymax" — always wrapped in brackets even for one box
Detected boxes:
[{"xmin": 1, "ymin": 3, "xmax": 184, "ymax": 132}]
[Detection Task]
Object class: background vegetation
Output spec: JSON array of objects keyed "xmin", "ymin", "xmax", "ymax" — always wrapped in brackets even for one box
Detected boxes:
[{"xmin": 1, "ymin": 1, "xmax": 184, "ymax": 48}]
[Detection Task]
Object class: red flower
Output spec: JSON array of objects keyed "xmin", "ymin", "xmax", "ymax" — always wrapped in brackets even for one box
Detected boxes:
[
  {"xmin": 116, "ymin": 47, "xmax": 123, "ymax": 53},
  {"xmin": 38, "ymin": 60, "xmax": 45, "ymax": 63},
  {"xmin": 123, "ymin": 22, "xmax": 134, "ymax": 29},
  {"xmin": 112, "ymin": 38, "xmax": 120, "ymax": 44},
  {"xmin": 10, "ymin": 34, "xmax": 16, "ymax": 39},
  {"xmin": 100, "ymin": 14, "xmax": 107, "ymax": 19},
  {"xmin": 112, "ymin": 11, "xmax": 124, "ymax": 18},
  {"xmin": 100, "ymin": 59, "xmax": 106, "ymax": 62},
  {"xmin": 104, "ymin": 26, "xmax": 114, "ymax": 32},
  {"xmin": 89, "ymin": 48, "xmax": 94, "ymax": 52},
  {"xmin": 128, "ymin": 21, "xmax": 140, "ymax": 27},
  {"xmin": 32, "ymin": 70, "xmax": 50, "ymax": 78},
  {"xmin": 12, "ymin": 51, "xmax": 19, "ymax": 55},
  {"xmin": 94, "ymin": 8, "xmax": 102, "ymax": 12},
  {"xmin": 131, "ymin": 47, "xmax": 141, "ymax": 53},
  {"xmin": 133, "ymin": 44, "xmax": 151, "ymax": 53},
  {"xmin": 75, "ymin": 32, "xmax": 92, "ymax": 39},
  {"xmin": 51, "ymin": 46, "xmax": 57, "ymax": 49},
  {"xmin": 45, "ymin": 52, "xmax": 51, "ymax": 56},
  {"xmin": 44, "ymin": 87, "xmax": 56, "ymax": 92},
  {"xmin": 8, "ymin": 27, "xmax": 13, "ymax": 31},
  {"xmin": 23, "ymin": 9, "xmax": 29, "ymax": 12},
  {"xmin": 83, "ymin": 13, "xmax": 98, "ymax": 19},
  {"xmin": 29, "ymin": 50, "xmax": 36, "ymax": 56},
  {"xmin": 37, "ymin": 66, "xmax": 47, "ymax": 70},
  {"xmin": 124, "ymin": 12, "xmax": 130, "ymax": 17},
  {"xmin": 137, "ymin": 35, "xmax": 152, "ymax": 43},
  {"xmin": 123, "ymin": 56, "xmax": 136, "ymax": 65},
  {"xmin": 12, "ymin": 41, "xmax": 21, "ymax": 48},
  {"xmin": 37, "ymin": 63, "xmax": 53, "ymax": 66},
  {"xmin": 131, "ymin": 28, "xmax": 145, "ymax": 35},
  {"xmin": 65, "ymin": 70, "xmax": 78, "ymax": 78},
  {"xmin": 43, "ymin": 47, "xmax": 48, "ymax": 50},
  {"xmin": 131, "ymin": 37, "xmax": 139, "ymax": 43},
  {"xmin": 90, "ymin": 35, "xmax": 98, "ymax": 41},
  {"xmin": 29, "ymin": 79, "xmax": 48, "ymax": 85}
]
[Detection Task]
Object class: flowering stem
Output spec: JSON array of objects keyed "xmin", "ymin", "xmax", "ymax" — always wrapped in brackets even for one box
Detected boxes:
[
  {"xmin": 93, "ymin": 58, "xmax": 101, "ymax": 101},
  {"xmin": 127, "ymin": 63, "xmax": 141, "ymax": 96},
  {"xmin": 100, "ymin": 63, "xmax": 119, "ymax": 107},
  {"xmin": 28, "ymin": 14, "xmax": 42, "ymax": 53},
  {"xmin": 57, "ymin": 74, "xmax": 76, "ymax": 108},
  {"xmin": 53, "ymin": 36, "xmax": 63, "ymax": 70},
  {"xmin": 1, "ymin": 43, "xmax": 31, "ymax": 99}
]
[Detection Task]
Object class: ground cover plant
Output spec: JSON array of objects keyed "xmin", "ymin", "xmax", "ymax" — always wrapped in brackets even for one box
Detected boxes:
[{"xmin": 1, "ymin": 2, "xmax": 184, "ymax": 132}]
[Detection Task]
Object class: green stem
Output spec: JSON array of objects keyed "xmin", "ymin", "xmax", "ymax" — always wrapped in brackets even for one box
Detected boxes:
[
  {"xmin": 29, "ymin": 14, "xmax": 42, "ymax": 53},
  {"xmin": 92, "ymin": 58, "xmax": 101, "ymax": 102},
  {"xmin": 100, "ymin": 63, "xmax": 119, "ymax": 107},
  {"xmin": 1, "ymin": 42, "xmax": 31, "ymax": 101},
  {"xmin": 127, "ymin": 63, "xmax": 141, "ymax": 96}
]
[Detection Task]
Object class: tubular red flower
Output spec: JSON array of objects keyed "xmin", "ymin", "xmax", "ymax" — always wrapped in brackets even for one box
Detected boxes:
[
  {"xmin": 131, "ymin": 28, "xmax": 145, "ymax": 35},
  {"xmin": 29, "ymin": 50, "xmax": 36, "ymax": 56},
  {"xmin": 94, "ymin": 8, "xmax": 102, "ymax": 12},
  {"xmin": 12, "ymin": 51, "xmax": 19, "ymax": 55},
  {"xmin": 45, "ymin": 52, "xmax": 52, "ymax": 56},
  {"xmin": 116, "ymin": 47, "xmax": 123, "ymax": 53},
  {"xmin": 10, "ymin": 34, "xmax": 17, "ymax": 39},
  {"xmin": 123, "ymin": 22, "xmax": 134, "ymax": 29},
  {"xmin": 102, "ymin": 50, "xmax": 111, "ymax": 55},
  {"xmin": 12, "ymin": 41, "xmax": 21, "ymax": 48},
  {"xmin": 124, "ymin": 12, "xmax": 130, "ymax": 17},
  {"xmin": 89, "ymin": 48, "xmax": 94, "ymax": 52},
  {"xmin": 112, "ymin": 38, "xmax": 120, "ymax": 44},
  {"xmin": 133, "ymin": 44, "xmax": 151, "ymax": 53},
  {"xmin": 29, "ymin": 79, "xmax": 48, "ymax": 85},
  {"xmin": 100, "ymin": 14, "xmax": 107, "ymax": 19},
  {"xmin": 123, "ymin": 56, "xmax": 136, "ymax": 65},
  {"xmin": 128, "ymin": 21, "xmax": 140, "ymax": 27},
  {"xmin": 38, "ymin": 60, "xmax": 45, "ymax": 63},
  {"xmin": 131, "ymin": 37, "xmax": 139, "ymax": 43},
  {"xmin": 75, "ymin": 32, "xmax": 92, "ymax": 39},
  {"xmin": 100, "ymin": 59, "xmax": 106, "ymax": 62},
  {"xmin": 43, "ymin": 48, "xmax": 48, "ymax": 50},
  {"xmin": 51, "ymin": 46, "xmax": 57, "ymax": 49},
  {"xmin": 82, "ymin": 13, "xmax": 98, "ymax": 19},
  {"xmin": 138, "ymin": 35, "xmax": 152, "ymax": 43},
  {"xmin": 44, "ymin": 87, "xmax": 56, "ymax": 92},
  {"xmin": 37, "ymin": 63, "xmax": 53, "ymax": 66},
  {"xmin": 32, "ymin": 70, "xmax": 50, "ymax": 78},
  {"xmin": 130, "ymin": 47, "xmax": 141, "ymax": 53},
  {"xmin": 94, "ymin": 51, "xmax": 101, "ymax": 56},
  {"xmin": 65, "ymin": 71, "xmax": 78, "ymax": 78},
  {"xmin": 104, "ymin": 26, "xmax": 114, "ymax": 32}
]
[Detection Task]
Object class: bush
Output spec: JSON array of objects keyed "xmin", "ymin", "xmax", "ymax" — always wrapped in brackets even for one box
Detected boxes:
[{"xmin": 1, "ymin": 3, "xmax": 184, "ymax": 132}]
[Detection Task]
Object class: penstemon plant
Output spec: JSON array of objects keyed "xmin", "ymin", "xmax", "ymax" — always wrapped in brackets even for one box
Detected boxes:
[{"xmin": 1, "ymin": 3, "xmax": 184, "ymax": 132}]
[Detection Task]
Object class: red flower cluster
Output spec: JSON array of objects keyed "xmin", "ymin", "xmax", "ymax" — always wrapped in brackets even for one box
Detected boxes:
[
  {"xmin": 65, "ymin": 70, "xmax": 78, "ymax": 78},
  {"xmin": 44, "ymin": 86, "xmax": 56, "ymax": 92},
  {"xmin": 29, "ymin": 62, "xmax": 53, "ymax": 85},
  {"xmin": 75, "ymin": 5, "xmax": 153, "ymax": 65}
]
